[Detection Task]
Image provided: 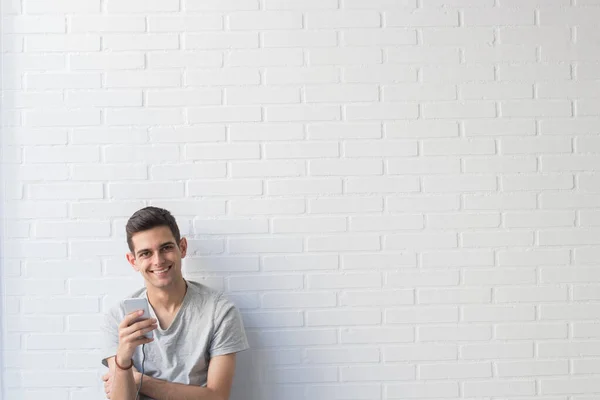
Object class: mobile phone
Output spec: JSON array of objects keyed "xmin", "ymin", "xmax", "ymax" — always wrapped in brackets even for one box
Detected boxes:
[{"xmin": 122, "ymin": 298, "xmax": 153, "ymax": 339}]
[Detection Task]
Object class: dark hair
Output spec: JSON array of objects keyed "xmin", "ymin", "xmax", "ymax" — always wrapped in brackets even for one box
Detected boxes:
[{"xmin": 126, "ymin": 206, "xmax": 181, "ymax": 252}]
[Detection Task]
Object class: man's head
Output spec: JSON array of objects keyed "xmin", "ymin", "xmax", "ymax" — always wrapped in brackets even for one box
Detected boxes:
[
  {"xmin": 126, "ymin": 206, "xmax": 181, "ymax": 253},
  {"xmin": 125, "ymin": 206, "xmax": 187, "ymax": 290}
]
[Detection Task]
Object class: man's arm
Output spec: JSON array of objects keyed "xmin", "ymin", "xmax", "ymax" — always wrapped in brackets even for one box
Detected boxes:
[
  {"xmin": 106, "ymin": 357, "xmax": 137, "ymax": 400},
  {"xmin": 139, "ymin": 353, "xmax": 237, "ymax": 400}
]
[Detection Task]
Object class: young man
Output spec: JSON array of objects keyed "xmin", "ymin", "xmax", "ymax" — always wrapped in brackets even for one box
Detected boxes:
[{"xmin": 101, "ymin": 206, "xmax": 249, "ymax": 400}]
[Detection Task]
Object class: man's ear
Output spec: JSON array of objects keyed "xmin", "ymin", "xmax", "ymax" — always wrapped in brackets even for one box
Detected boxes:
[
  {"xmin": 126, "ymin": 252, "xmax": 140, "ymax": 272},
  {"xmin": 179, "ymin": 237, "xmax": 188, "ymax": 258}
]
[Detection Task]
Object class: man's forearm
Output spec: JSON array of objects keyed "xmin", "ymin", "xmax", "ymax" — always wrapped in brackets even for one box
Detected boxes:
[
  {"xmin": 141, "ymin": 376, "xmax": 224, "ymax": 400},
  {"xmin": 112, "ymin": 366, "xmax": 138, "ymax": 400}
]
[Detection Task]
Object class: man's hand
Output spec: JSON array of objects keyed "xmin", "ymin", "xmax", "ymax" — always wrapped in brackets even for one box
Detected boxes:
[
  {"xmin": 116, "ymin": 310, "xmax": 157, "ymax": 366},
  {"xmin": 103, "ymin": 366, "xmax": 142, "ymax": 399}
]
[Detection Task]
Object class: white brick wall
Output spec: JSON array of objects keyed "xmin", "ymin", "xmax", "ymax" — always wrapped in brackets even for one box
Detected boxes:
[{"xmin": 2, "ymin": 0, "xmax": 600, "ymax": 399}]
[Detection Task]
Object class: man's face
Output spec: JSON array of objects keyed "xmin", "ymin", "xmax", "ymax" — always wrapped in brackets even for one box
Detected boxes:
[{"xmin": 126, "ymin": 226, "xmax": 187, "ymax": 290}]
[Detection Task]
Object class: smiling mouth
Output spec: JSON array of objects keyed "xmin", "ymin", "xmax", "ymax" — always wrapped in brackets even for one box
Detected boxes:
[{"xmin": 151, "ymin": 266, "xmax": 172, "ymax": 276}]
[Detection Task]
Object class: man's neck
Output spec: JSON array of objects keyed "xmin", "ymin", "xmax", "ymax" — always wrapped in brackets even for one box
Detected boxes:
[{"xmin": 146, "ymin": 278, "xmax": 188, "ymax": 314}]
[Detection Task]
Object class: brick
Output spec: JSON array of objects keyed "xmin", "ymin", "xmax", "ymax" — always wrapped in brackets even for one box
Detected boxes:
[
  {"xmin": 465, "ymin": 156, "xmax": 537, "ymax": 173},
  {"xmin": 227, "ymin": 87, "xmax": 299, "ymax": 105},
  {"xmin": 464, "ymin": 381, "xmax": 535, "ymax": 397},
  {"xmin": 387, "ymin": 306, "xmax": 459, "ymax": 323},
  {"xmin": 266, "ymin": 0, "xmax": 338, "ymax": 8},
  {"xmin": 460, "ymin": 83, "xmax": 533, "ymax": 100},
  {"xmin": 423, "ymin": 139, "xmax": 496, "ymax": 155},
  {"xmin": 418, "ymin": 325, "xmax": 491, "ymax": 342},
  {"xmin": 423, "ymin": 176, "xmax": 497, "ymax": 193},
  {"xmin": 463, "ymin": 9, "xmax": 534, "ymax": 26},
  {"xmin": 25, "ymin": 109, "xmax": 100, "ymax": 127},
  {"xmin": 3, "ymin": 16, "xmax": 66, "ymax": 33},
  {"xmin": 263, "ymin": 255, "xmax": 338, "ymax": 271},
  {"xmin": 243, "ymin": 311, "xmax": 303, "ymax": 328},
  {"xmin": 273, "ymin": 217, "xmax": 346, "ymax": 233},
  {"xmin": 109, "ymin": 182, "xmax": 184, "ymax": 199},
  {"xmin": 308, "ymin": 273, "xmax": 381, "ymax": 289},
  {"xmin": 386, "ymin": 120, "xmax": 459, "ymax": 138},
  {"xmin": 388, "ymin": 195, "xmax": 460, "ymax": 212},
  {"xmin": 189, "ymin": 106, "xmax": 263, "ymax": 123},
  {"xmin": 106, "ymin": 108, "xmax": 183, "ymax": 126},
  {"xmin": 69, "ymin": 16, "xmax": 146, "ymax": 32},
  {"xmin": 462, "ymin": 231, "xmax": 534, "ymax": 247},
  {"xmin": 268, "ymin": 178, "xmax": 342, "ymax": 195},
  {"xmin": 426, "ymin": 214, "xmax": 500, "ymax": 229},
  {"xmin": 69, "ymin": 53, "xmax": 145, "ymax": 70},
  {"xmin": 185, "ymin": 0, "xmax": 259, "ymax": 11},
  {"xmin": 186, "ymin": 143, "xmax": 260, "ymax": 160},
  {"xmin": 308, "ymin": 235, "xmax": 380, "ymax": 252},
  {"xmin": 26, "ymin": 0, "xmax": 100, "ymax": 13},
  {"xmin": 4, "ymin": 128, "xmax": 67, "ymax": 145},
  {"xmin": 420, "ymin": 362, "xmax": 491, "ymax": 379},
  {"xmin": 385, "ymin": 83, "xmax": 456, "ymax": 101},
  {"xmin": 343, "ymin": 65, "xmax": 417, "ymax": 83},
  {"xmin": 148, "ymin": 16, "xmax": 222, "ymax": 31},
  {"xmin": 307, "ymin": 309, "xmax": 381, "ymax": 326},
  {"xmin": 264, "ymin": 30, "xmax": 337, "ymax": 48},
  {"xmin": 346, "ymin": 103, "xmax": 418, "ymax": 120},
  {"xmin": 265, "ymin": 67, "xmax": 338, "ymax": 84},
  {"xmin": 35, "ymin": 221, "xmax": 110, "ymax": 238},
  {"xmin": 418, "ymin": 288, "xmax": 491, "ymax": 304},
  {"xmin": 149, "ymin": 126, "xmax": 225, "ymax": 143},
  {"xmin": 341, "ymin": 364, "xmax": 414, "ymax": 381},
  {"xmin": 343, "ymin": 29, "xmax": 416, "ymax": 46},
  {"xmin": 504, "ymin": 211, "xmax": 575, "ymax": 228},
  {"xmin": 29, "ymin": 183, "xmax": 103, "ymax": 200},
  {"xmin": 309, "ymin": 197, "xmax": 382, "ymax": 213},
  {"xmin": 66, "ymin": 90, "xmax": 142, "ymax": 107},
  {"xmin": 227, "ymin": 49, "xmax": 304, "ymax": 67},
  {"xmin": 186, "ymin": 32, "xmax": 258, "ymax": 49},
  {"xmin": 230, "ymin": 199, "xmax": 305, "ymax": 215},
  {"xmin": 4, "ymin": 54, "xmax": 66, "ymax": 71},
  {"xmin": 465, "ymin": 119, "xmax": 536, "ymax": 136},
  {"xmin": 231, "ymin": 161, "xmax": 304, "ymax": 178},
  {"xmin": 387, "ymin": 46, "xmax": 459, "ymax": 64},
  {"xmin": 464, "ymin": 45, "xmax": 537, "ymax": 63},
  {"xmin": 463, "ymin": 305, "xmax": 536, "ymax": 322},
  {"xmin": 26, "ymin": 35, "xmax": 100, "ymax": 52},
  {"xmin": 500, "ymin": 27, "xmax": 572, "ymax": 45},
  {"xmin": 107, "ymin": 0, "xmax": 179, "ymax": 12},
  {"xmin": 341, "ymin": 290, "xmax": 413, "ymax": 306},
  {"xmin": 147, "ymin": 89, "xmax": 221, "ymax": 106},
  {"xmin": 306, "ymin": 11, "xmax": 381, "ymax": 28},
  {"xmin": 306, "ymin": 347, "xmax": 380, "ymax": 364},
  {"xmin": 104, "ymin": 34, "xmax": 179, "ymax": 51},
  {"xmin": 465, "ymin": 193, "xmax": 537, "ymax": 210},
  {"xmin": 386, "ymin": 270, "xmax": 459, "ymax": 288},
  {"xmin": 496, "ymin": 323, "xmax": 568, "ymax": 340},
  {"xmin": 149, "ymin": 52, "xmax": 222, "ymax": 69},
  {"xmin": 309, "ymin": 48, "xmax": 382, "ymax": 66},
  {"xmin": 229, "ymin": 237, "xmax": 303, "ymax": 254},
  {"xmin": 386, "ymin": 10, "xmax": 458, "ymax": 27},
  {"xmin": 341, "ymin": 327, "xmax": 414, "ymax": 344},
  {"xmin": 261, "ymin": 292, "xmax": 336, "ymax": 308},
  {"xmin": 306, "ymin": 84, "xmax": 379, "ymax": 103},
  {"xmin": 541, "ymin": 155, "xmax": 599, "ymax": 172},
  {"xmin": 342, "ymin": 253, "xmax": 416, "ymax": 270},
  {"xmin": 498, "ymin": 287, "xmax": 568, "ymax": 303},
  {"xmin": 387, "ymin": 383, "xmax": 459, "ymax": 399},
  {"xmin": 265, "ymin": 142, "xmax": 338, "ymax": 159},
  {"xmin": 104, "ymin": 145, "xmax": 179, "ymax": 163},
  {"xmin": 229, "ymin": 11, "xmax": 302, "ymax": 30}
]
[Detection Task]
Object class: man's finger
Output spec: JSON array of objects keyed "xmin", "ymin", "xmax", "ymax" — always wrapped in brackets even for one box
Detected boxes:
[{"xmin": 118, "ymin": 310, "xmax": 146, "ymax": 328}]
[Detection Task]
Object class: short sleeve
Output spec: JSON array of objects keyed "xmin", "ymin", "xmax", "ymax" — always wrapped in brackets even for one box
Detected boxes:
[
  {"xmin": 209, "ymin": 295, "xmax": 249, "ymax": 358},
  {"xmin": 100, "ymin": 308, "xmax": 122, "ymax": 367}
]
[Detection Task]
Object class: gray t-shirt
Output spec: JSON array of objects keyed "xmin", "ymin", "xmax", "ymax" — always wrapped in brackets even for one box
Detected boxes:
[{"xmin": 101, "ymin": 280, "xmax": 249, "ymax": 399}]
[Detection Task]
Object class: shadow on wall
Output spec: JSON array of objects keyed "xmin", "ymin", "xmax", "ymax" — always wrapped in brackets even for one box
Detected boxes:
[{"xmin": 185, "ymin": 257, "xmax": 309, "ymax": 400}]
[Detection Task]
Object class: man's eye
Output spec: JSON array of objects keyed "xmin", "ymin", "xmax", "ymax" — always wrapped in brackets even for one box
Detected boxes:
[
  {"xmin": 140, "ymin": 252, "xmax": 150, "ymax": 258},
  {"xmin": 162, "ymin": 245, "xmax": 174, "ymax": 251}
]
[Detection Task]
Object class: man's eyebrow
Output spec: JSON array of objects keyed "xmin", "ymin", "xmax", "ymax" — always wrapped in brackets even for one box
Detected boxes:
[{"xmin": 136, "ymin": 242, "xmax": 176, "ymax": 256}]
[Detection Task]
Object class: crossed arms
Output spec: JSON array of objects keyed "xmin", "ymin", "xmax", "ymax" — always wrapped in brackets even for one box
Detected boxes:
[{"xmin": 103, "ymin": 353, "xmax": 236, "ymax": 400}]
